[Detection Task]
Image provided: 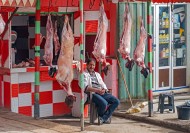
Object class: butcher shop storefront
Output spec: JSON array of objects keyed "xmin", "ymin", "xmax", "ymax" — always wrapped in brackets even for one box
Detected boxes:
[
  {"xmin": 0, "ymin": 0, "xmax": 118, "ymax": 119},
  {"xmin": 0, "ymin": 0, "xmax": 88, "ymax": 118}
]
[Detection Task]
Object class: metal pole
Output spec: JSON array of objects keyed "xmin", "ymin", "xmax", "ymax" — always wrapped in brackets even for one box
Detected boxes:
[
  {"xmin": 147, "ymin": 0, "xmax": 153, "ymax": 117},
  {"xmin": 79, "ymin": 0, "xmax": 84, "ymax": 131},
  {"xmin": 34, "ymin": 0, "xmax": 41, "ymax": 119}
]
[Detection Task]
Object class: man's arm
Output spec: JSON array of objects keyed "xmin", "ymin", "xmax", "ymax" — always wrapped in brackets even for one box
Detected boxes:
[{"xmin": 85, "ymin": 86, "xmax": 103, "ymax": 94}]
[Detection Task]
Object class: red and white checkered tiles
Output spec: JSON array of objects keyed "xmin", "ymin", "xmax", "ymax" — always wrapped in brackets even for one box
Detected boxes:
[{"xmin": 1, "ymin": 68, "xmax": 86, "ymax": 117}]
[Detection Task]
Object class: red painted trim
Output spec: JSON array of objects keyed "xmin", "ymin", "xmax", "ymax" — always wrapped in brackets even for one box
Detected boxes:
[
  {"xmin": 35, "ymin": 34, "xmax": 41, "ymax": 46},
  {"xmin": 148, "ymin": 38, "xmax": 152, "ymax": 52},
  {"xmin": 148, "ymin": 90, "xmax": 153, "ymax": 101},
  {"xmin": 147, "ymin": 15, "xmax": 152, "ymax": 25},
  {"xmin": 148, "ymin": 62, "xmax": 152, "ymax": 73},
  {"xmin": 35, "ymin": 10, "xmax": 41, "ymax": 21},
  {"xmin": 74, "ymin": 11, "xmax": 80, "ymax": 20},
  {"xmin": 35, "ymin": 56, "xmax": 40, "ymax": 71}
]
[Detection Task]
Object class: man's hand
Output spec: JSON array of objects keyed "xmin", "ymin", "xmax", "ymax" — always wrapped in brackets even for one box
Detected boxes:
[{"xmin": 97, "ymin": 88, "xmax": 106, "ymax": 95}]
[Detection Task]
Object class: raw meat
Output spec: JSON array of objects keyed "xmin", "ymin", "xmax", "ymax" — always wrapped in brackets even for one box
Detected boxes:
[
  {"xmin": 55, "ymin": 15, "xmax": 75, "ymax": 107},
  {"xmin": 92, "ymin": 3, "xmax": 110, "ymax": 75},
  {"xmin": 133, "ymin": 17, "xmax": 149, "ymax": 78},
  {"xmin": 92, "ymin": 4, "xmax": 108, "ymax": 65},
  {"xmin": 118, "ymin": 4, "xmax": 132, "ymax": 60},
  {"xmin": 133, "ymin": 17, "xmax": 147, "ymax": 68},
  {"xmin": 118, "ymin": 4, "xmax": 134, "ymax": 71},
  {"xmin": 43, "ymin": 15, "xmax": 54, "ymax": 67}
]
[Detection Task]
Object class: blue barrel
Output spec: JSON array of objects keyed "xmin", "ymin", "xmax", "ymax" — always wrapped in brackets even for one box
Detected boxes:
[{"xmin": 176, "ymin": 105, "xmax": 190, "ymax": 120}]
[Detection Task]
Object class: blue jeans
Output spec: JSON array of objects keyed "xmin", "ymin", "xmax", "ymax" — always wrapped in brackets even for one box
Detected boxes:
[{"xmin": 92, "ymin": 93, "xmax": 120, "ymax": 121}]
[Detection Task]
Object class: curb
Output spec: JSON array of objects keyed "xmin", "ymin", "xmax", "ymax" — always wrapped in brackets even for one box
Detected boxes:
[{"xmin": 113, "ymin": 112, "xmax": 190, "ymax": 132}]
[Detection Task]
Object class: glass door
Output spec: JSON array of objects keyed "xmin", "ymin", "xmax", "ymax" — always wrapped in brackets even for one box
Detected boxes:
[
  {"xmin": 153, "ymin": 4, "xmax": 187, "ymax": 91},
  {"xmin": 158, "ymin": 5, "xmax": 171, "ymax": 89},
  {"xmin": 171, "ymin": 4, "xmax": 187, "ymax": 88}
]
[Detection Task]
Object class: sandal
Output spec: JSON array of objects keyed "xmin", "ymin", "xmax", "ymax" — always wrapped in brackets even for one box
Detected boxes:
[{"xmin": 65, "ymin": 95, "xmax": 76, "ymax": 108}]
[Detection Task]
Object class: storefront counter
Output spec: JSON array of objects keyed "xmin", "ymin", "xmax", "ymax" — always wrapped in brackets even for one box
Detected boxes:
[{"xmin": 0, "ymin": 63, "xmax": 85, "ymax": 117}]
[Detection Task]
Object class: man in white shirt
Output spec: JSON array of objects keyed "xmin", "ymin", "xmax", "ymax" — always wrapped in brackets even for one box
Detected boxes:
[{"xmin": 83, "ymin": 58, "xmax": 120, "ymax": 124}]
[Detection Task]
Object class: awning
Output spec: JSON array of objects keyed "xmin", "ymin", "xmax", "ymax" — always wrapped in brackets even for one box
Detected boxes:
[{"xmin": 0, "ymin": 0, "xmax": 36, "ymax": 7}]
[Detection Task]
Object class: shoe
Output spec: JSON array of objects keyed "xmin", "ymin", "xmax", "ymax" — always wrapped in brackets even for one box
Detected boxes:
[
  {"xmin": 104, "ymin": 117, "xmax": 111, "ymax": 124},
  {"xmin": 65, "ymin": 95, "xmax": 76, "ymax": 108},
  {"xmin": 99, "ymin": 117, "xmax": 104, "ymax": 125}
]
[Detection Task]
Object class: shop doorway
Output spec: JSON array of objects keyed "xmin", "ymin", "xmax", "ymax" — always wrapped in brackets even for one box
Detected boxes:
[{"xmin": 152, "ymin": 4, "xmax": 187, "ymax": 91}]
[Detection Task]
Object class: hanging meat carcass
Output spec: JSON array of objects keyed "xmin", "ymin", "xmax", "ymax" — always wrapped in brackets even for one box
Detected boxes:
[
  {"xmin": 43, "ymin": 15, "xmax": 56, "ymax": 77},
  {"xmin": 133, "ymin": 17, "xmax": 149, "ymax": 78},
  {"xmin": 0, "ymin": 14, "xmax": 5, "ymax": 35},
  {"xmin": 118, "ymin": 4, "xmax": 134, "ymax": 71},
  {"xmin": 53, "ymin": 20, "xmax": 60, "ymax": 56},
  {"xmin": 92, "ymin": 3, "xmax": 110, "ymax": 75},
  {"xmin": 55, "ymin": 15, "xmax": 76, "ymax": 108}
]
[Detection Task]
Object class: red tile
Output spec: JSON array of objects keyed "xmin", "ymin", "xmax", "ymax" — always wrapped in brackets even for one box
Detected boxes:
[
  {"xmin": 39, "ymin": 91, "xmax": 52, "ymax": 104},
  {"xmin": 53, "ymin": 102, "xmax": 71, "ymax": 116},
  {"xmin": 19, "ymin": 106, "xmax": 32, "ymax": 116},
  {"xmin": 52, "ymin": 80, "xmax": 62, "ymax": 90},
  {"xmin": 11, "ymin": 84, "xmax": 19, "ymax": 97},
  {"xmin": 71, "ymin": 80, "xmax": 80, "ymax": 93},
  {"xmin": 19, "ymin": 83, "xmax": 31, "ymax": 94}
]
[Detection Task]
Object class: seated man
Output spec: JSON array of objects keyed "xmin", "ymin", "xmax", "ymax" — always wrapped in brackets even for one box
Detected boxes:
[{"xmin": 83, "ymin": 58, "xmax": 120, "ymax": 124}]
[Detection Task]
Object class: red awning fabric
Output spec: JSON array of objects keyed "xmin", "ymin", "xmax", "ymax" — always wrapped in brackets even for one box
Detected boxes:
[{"xmin": 0, "ymin": 0, "xmax": 36, "ymax": 7}]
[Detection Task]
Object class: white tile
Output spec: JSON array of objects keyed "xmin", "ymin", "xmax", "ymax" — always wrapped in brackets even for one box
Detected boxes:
[
  {"xmin": 39, "ymin": 81, "xmax": 53, "ymax": 92},
  {"xmin": 18, "ymin": 72, "xmax": 34, "ymax": 83},
  {"xmin": 40, "ymin": 104, "xmax": 53, "ymax": 117},
  {"xmin": 11, "ymin": 97, "xmax": 18, "ymax": 113},
  {"xmin": 11, "ymin": 73, "xmax": 19, "ymax": 84},
  {"xmin": 19, "ymin": 93, "xmax": 32, "ymax": 107},
  {"xmin": 72, "ymin": 92, "xmax": 87, "ymax": 117},
  {"xmin": 53, "ymin": 90, "xmax": 67, "ymax": 103},
  {"xmin": 11, "ymin": 68, "xmax": 27, "ymax": 73},
  {"xmin": 84, "ymin": 11, "xmax": 99, "ymax": 20}
]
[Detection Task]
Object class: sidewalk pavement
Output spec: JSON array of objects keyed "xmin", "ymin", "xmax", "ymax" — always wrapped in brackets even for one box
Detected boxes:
[{"xmin": 113, "ymin": 94, "xmax": 190, "ymax": 132}]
